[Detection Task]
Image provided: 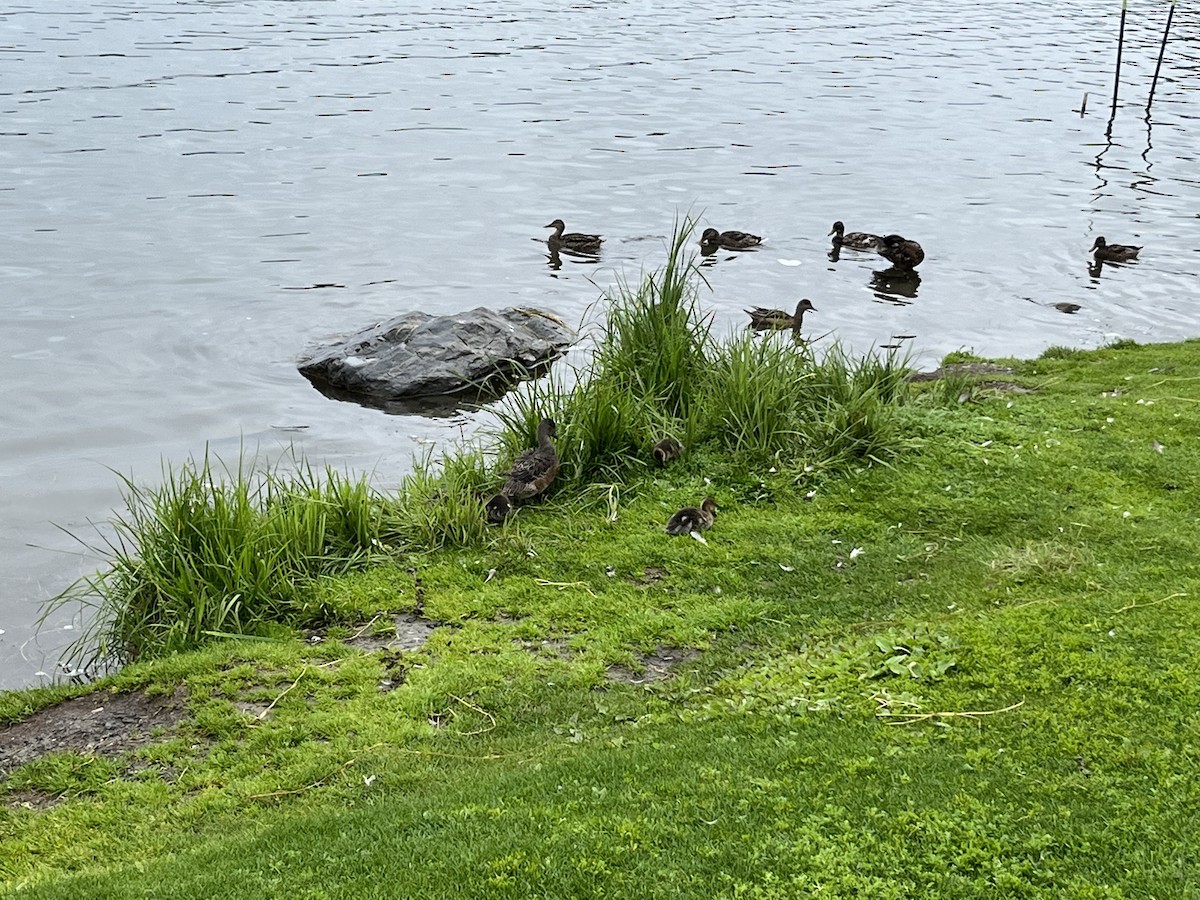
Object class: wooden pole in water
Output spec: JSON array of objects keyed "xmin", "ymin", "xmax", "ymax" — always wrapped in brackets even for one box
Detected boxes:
[
  {"xmin": 1148, "ymin": 0, "xmax": 1177, "ymax": 111},
  {"xmin": 1107, "ymin": 0, "xmax": 1127, "ymax": 136}
]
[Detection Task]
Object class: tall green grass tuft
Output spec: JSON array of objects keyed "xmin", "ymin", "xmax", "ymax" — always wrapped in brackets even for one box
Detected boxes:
[
  {"xmin": 594, "ymin": 219, "xmax": 713, "ymax": 421},
  {"xmin": 797, "ymin": 344, "xmax": 911, "ymax": 464},
  {"xmin": 45, "ymin": 452, "xmax": 384, "ymax": 670},
  {"xmin": 699, "ymin": 332, "xmax": 814, "ymax": 458},
  {"xmin": 383, "ymin": 445, "xmax": 493, "ymax": 549}
]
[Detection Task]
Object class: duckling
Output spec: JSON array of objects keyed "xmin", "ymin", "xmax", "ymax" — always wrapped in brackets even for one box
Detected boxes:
[
  {"xmin": 745, "ymin": 298, "xmax": 816, "ymax": 332},
  {"xmin": 700, "ymin": 228, "xmax": 762, "ymax": 253},
  {"xmin": 828, "ymin": 221, "xmax": 882, "ymax": 252},
  {"xmin": 652, "ymin": 437, "xmax": 683, "ymax": 467},
  {"xmin": 545, "ymin": 219, "xmax": 603, "ymax": 255},
  {"xmin": 877, "ymin": 234, "xmax": 925, "ymax": 270},
  {"xmin": 485, "ymin": 493, "xmax": 514, "ymax": 524},
  {"xmin": 1090, "ymin": 236, "xmax": 1141, "ymax": 262},
  {"xmin": 665, "ymin": 497, "xmax": 717, "ymax": 536},
  {"xmin": 485, "ymin": 417, "xmax": 560, "ymax": 523}
]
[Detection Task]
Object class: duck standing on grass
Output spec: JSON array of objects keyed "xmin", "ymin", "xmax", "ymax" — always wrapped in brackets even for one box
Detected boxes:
[
  {"xmin": 1090, "ymin": 236, "xmax": 1141, "ymax": 262},
  {"xmin": 745, "ymin": 298, "xmax": 816, "ymax": 334},
  {"xmin": 652, "ymin": 437, "xmax": 683, "ymax": 467},
  {"xmin": 828, "ymin": 221, "xmax": 882, "ymax": 252},
  {"xmin": 485, "ymin": 417, "xmax": 559, "ymax": 523},
  {"xmin": 665, "ymin": 497, "xmax": 717, "ymax": 536},
  {"xmin": 877, "ymin": 234, "xmax": 925, "ymax": 270},
  {"xmin": 700, "ymin": 228, "xmax": 762, "ymax": 254},
  {"xmin": 545, "ymin": 219, "xmax": 603, "ymax": 255}
]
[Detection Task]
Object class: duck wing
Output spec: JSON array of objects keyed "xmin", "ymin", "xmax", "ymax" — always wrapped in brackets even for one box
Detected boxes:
[
  {"xmin": 503, "ymin": 446, "xmax": 559, "ymax": 500},
  {"xmin": 841, "ymin": 231, "xmax": 881, "ymax": 251},
  {"xmin": 721, "ymin": 230, "xmax": 762, "ymax": 249},
  {"xmin": 665, "ymin": 507, "xmax": 703, "ymax": 535}
]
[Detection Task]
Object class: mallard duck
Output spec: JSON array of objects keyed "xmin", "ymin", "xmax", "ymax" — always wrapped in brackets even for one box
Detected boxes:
[
  {"xmin": 745, "ymin": 298, "xmax": 816, "ymax": 332},
  {"xmin": 485, "ymin": 417, "xmax": 559, "ymax": 523},
  {"xmin": 545, "ymin": 219, "xmax": 602, "ymax": 255},
  {"xmin": 700, "ymin": 228, "xmax": 762, "ymax": 253},
  {"xmin": 828, "ymin": 221, "xmax": 881, "ymax": 252},
  {"xmin": 877, "ymin": 234, "xmax": 924, "ymax": 269},
  {"xmin": 652, "ymin": 437, "xmax": 683, "ymax": 467},
  {"xmin": 665, "ymin": 497, "xmax": 717, "ymax": 536},
  {"xmin": 1090, "ymin": 236, "xmax": 1140, "ymax": 262}
]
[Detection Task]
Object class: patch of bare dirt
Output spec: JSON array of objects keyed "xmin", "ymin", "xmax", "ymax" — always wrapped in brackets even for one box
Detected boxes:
[
  {"xmin": 605, "ymin": 646, "xmax": 699, "ymax": 684},
  {"xmin": 628, "ymin": 566, "xmax": 668, "ymax": 586},
  {"xmin": 0, "ymin": 688, "xmax": 188, "ymax": 780},
  {"xmin": 516, "ymin": 637, "xmax": 575, "ymax": 661},
  {"xmin": 316, "ymin": 612, "xmax": 441, "ymax": 652}
]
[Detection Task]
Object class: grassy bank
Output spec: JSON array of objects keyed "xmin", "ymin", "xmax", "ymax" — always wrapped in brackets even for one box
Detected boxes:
[
  {"xmin": 4, "ymin": 238, "xmax": 1200, "ymax": 895},
  {"xmin": 45, "ymin": 220, "xmax": 909, "ymax": 673}
]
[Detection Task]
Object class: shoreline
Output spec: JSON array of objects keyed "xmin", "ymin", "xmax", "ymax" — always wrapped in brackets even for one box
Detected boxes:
[{"xmin": 3, "ymin": 336, "xmax": 1199, "ymax": 894}]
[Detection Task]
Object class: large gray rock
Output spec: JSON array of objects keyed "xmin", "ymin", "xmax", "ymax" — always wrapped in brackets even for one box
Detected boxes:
[{"xmin": 299, "ymin": 306, "xmax": 575, "ymax": 412}]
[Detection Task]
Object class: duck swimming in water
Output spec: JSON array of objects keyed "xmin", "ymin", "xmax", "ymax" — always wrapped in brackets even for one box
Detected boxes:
[
  {"xmin": 665, "ymin": 497, "xmax": 717, "ymax": 536},
  {"xmin": 545, "ymin": 219, "xmax": 603, "ymax": 255},
  {"xmin": 1090, "ymin": 236, "xmax": 1141, "ymax": 262},
  {"xmin": 828, "ymin": 221, "xmax": 882, "ymax": 252},
  {"xmin": 745, "ymin": 298, "xmax": 816, "ymax": 333},
  {"xmin": 877, "ymin": 234, "xmax": 925, "ymax": 270},
  {"xmin": 700, "ymin": 228, "xmax": 762, "ymax": 254},
  {"xmin": 485, "ymin": 417, "xmax": 560, "ymax": 523}
]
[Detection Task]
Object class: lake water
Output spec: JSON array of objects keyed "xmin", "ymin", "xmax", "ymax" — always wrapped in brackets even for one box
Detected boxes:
[{"xmin": 2, "ymin": 1, "xmax": 1197, "ymax": 690}]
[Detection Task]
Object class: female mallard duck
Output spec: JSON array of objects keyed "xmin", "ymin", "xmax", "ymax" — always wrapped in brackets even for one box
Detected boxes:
[
  {"xmin": 485, "ymin": 417, "xmax": 559, "ymax": 523},
  {"xmin": 745, "ymin": 298, "xmax": 816, "ymax": 332},
  {"xmin": 1090, "ymin": 236, "xmax": 1140, "ymax": 262},
  {"xmin": 665, "ymin": 497, "xmax": 717, "ymax": 536},
  {"xmin": 828, "ymin": 221, "xmax": 881, "ymax": 252},
  {"xmin": 545, "ymin": 219, "xmax": 603, "ymax": 255},
  {"xmin": 652, "ymin": 437, "xmax": 683, "ymax": 467},
  {"xmin": 877, "ymin": 234, "xmax": 925, "ymax": 270},
  {"xmin": 700, "ymin": 228, "xmax": 762, "ymax": 253}
]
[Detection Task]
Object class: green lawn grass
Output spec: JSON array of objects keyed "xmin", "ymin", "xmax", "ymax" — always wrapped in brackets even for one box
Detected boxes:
[{"xmin": 3, "ymin": 339, "xmax": 1200, "ymax": 898}]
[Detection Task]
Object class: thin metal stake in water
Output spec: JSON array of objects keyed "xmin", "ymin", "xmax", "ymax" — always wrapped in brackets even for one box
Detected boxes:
[
  {"xmin": 1106, "ymin": 0, "xmax": 1128, "ymax": 137},
  {"xmin": 1147, "ymin": 0, "xmax": 1177, "ymax": 112}
]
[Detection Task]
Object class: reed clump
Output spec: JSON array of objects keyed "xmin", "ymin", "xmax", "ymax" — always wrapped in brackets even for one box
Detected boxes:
[{"xmin": 46, "ymin": 453, "xmax": 385, "ymax": 670}]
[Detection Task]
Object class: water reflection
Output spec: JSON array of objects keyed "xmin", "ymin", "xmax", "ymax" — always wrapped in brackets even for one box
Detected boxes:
[{"xmin": 870, "ymin": 267, "xmax": 922, "ymax": 303}]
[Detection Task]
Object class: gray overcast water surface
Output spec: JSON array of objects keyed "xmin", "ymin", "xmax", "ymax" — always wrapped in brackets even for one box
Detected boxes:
[{"xmin": 2, "ymin": 1, "xmax": 1198, "ymax": 689}]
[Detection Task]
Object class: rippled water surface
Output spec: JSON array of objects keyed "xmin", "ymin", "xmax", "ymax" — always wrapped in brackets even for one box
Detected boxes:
[{"xmin": 2, "ymin": 1, "xmax": 1197, "ymax": 688}]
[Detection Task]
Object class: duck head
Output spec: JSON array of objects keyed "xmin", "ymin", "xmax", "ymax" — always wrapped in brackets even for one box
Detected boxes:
[
  {"xmin": 1090, "ymin": 236, "xmax": 1107, "ymax": 252},
  {"xmin": 829, "ymin": 221, "xmax": 845, "ymax": 238},
  {"xmin": 544, "ymin": 219, "xmax": 566, "ymax": 236}
]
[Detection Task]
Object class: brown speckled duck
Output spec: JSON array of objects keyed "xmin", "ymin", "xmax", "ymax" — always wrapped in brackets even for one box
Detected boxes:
[
  {"xmin": 652, "ymin": 437, "xmax": 683, "ymax": 467},
  {"xmin": 877, "ymin": 234, "xmax": 925, "ymax": 270},
  {"xmin": 829, "ymin": 221, "xmax": 882, "ymax": 252},
  {"xmin": 745, "ymin": 298, "xmax": 816, "ymax": 333},
  {"xmin": 1090, "ymin": 236, "xmax": 1141, "ymax": 262},
  {"xmin": 665, "ymin": 497, "xmax": 717, "ymax": 536},
  {"xmin": 545, "ymin": 219, "xmax": 602, "ymax": 255},
  {"xmin": 485, "ymin": 417, "xmax": 559, "ymax": 523},
  {"xmin": 700, "ymin": 228, "xmax": 762, "ymax": 253}
]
